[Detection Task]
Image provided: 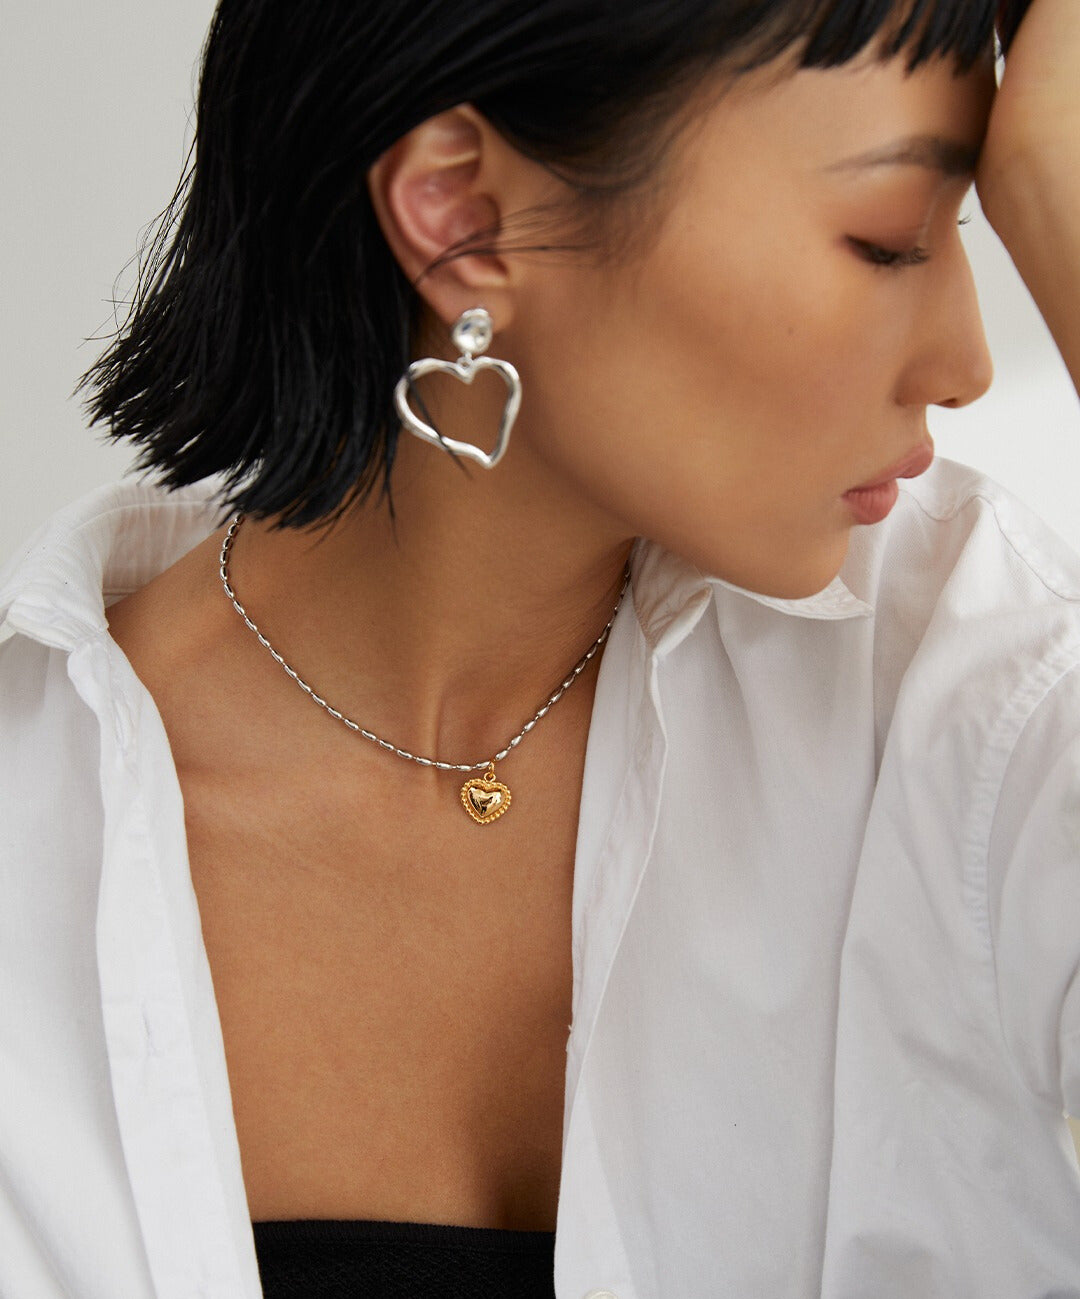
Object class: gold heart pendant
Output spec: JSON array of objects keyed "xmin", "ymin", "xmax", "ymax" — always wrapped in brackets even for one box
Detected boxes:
[{"xmin": 460, "ymin": 763, "xmax": 512, "ymax": 825}]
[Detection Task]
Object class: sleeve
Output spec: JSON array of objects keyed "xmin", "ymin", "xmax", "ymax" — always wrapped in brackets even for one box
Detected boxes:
[{"xmin": 986, "ymin": 658, "xmax": 1080, "ymax": 1116}]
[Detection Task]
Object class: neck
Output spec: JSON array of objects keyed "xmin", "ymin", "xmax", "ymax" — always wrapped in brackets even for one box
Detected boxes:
[{"xmin": 228, "ymin": 416, "xmax": 634, "ymax": 769}]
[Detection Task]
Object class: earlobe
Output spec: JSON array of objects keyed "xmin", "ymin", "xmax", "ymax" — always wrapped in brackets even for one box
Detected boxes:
[{"xmin": 366, "ymin": 106, "xmax": 512, "ymax": 313}]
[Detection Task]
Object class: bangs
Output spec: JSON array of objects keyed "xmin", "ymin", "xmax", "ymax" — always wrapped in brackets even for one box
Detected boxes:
[{"xmin": 727, "ymin": 0, "xmax": 1031, "ymax": 76}]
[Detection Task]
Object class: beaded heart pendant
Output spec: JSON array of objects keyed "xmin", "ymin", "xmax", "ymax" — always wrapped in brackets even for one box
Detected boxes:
[{"xmin": 460, "ymin": 762, "xmax": 512, "ymax": 824}]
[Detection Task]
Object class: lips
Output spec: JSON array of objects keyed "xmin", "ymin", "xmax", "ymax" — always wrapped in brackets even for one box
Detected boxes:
[
  {"xmin": 842, "ymin": 440, "xmax": 935, "ymax": 526},
  {"xmin": 848, "ymin": 440, "xmax": 935, "ymax": 492}
]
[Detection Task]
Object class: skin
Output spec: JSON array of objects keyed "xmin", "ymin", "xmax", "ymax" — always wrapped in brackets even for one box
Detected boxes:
[
  {"xmin": 105, "ymin": 4, "xmax": 1080, "ymax": 1228},
  {"xmin": 975, "ymin": 0, "xmax": 1080, "ymax": 393}
]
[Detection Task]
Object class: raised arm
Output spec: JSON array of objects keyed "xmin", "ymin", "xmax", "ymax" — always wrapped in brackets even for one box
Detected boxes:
[{"xmin": 977, "ymin": 0, "xmax": 1080, "ymax": 398}]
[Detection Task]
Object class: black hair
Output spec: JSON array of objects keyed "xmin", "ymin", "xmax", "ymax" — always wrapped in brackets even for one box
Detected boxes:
[{"xmin": 80, "ymin": 0, "xmax": 1030, "ymax": 529}]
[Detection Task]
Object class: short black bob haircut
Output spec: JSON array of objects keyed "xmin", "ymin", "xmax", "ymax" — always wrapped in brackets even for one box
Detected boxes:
[{"xmin": 81, "ymin": 0, "xmax": 1031, "ymax": 530}]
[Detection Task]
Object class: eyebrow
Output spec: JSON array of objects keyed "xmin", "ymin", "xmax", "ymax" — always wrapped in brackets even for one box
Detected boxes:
[{"xmin": 824, "ymin": 133, "xmax": 981, "ymax": 178}]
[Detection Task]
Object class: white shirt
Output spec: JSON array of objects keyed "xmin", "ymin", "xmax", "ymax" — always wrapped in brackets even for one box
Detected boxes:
[{"xmin": 1, "ymin": 461, "xmax": 1079, "ymax": 1299}]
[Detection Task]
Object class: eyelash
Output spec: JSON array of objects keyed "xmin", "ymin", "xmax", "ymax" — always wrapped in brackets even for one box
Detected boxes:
[{"xmin": 853, "ymin": 213, "xmax": 973, "ymax": 271}]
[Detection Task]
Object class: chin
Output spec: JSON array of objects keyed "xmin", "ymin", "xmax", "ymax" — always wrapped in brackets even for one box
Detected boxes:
[
  {"xmin": 690, "ymin": 535, "xmax": 851, "ymax": 601},
  {"xmin": 724, "ymin": 570, "xmax": 844, "ymax": 600}
]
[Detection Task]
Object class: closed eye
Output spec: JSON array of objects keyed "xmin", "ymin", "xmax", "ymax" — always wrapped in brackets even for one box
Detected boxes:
[
  {"xmin": 849, "ymin": 212, "xmax": 973, "ymax": 271},
  {"xmin": 850, "ymin": 239, "xmax": 931, "ymax": 269}
]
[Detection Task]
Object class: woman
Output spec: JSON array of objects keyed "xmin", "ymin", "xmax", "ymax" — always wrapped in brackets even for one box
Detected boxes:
[{"xmin": 1, "ymin": 0, "xmax": 1077, "ymax": 1295}]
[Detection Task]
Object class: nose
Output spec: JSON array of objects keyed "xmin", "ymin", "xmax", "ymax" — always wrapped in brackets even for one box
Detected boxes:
[{"xmin": 897, "ymin": 238, "xmax": 995, "ymax": 411}]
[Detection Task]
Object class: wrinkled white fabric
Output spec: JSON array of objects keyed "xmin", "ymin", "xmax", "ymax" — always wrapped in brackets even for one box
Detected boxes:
[{"xmin": 0, "ymin": 460, "xmax": 1078, "ymax": 1299}]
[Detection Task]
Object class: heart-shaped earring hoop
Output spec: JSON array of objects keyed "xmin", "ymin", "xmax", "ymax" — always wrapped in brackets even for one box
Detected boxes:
[{"xmin": 393, "ymin": 307, "xmax": 521, "ymax": 470}]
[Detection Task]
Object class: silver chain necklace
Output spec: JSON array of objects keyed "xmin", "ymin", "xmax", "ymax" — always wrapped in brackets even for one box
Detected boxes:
[{"xmin": 218, "ymin": 514, "xmax": 632, "ymax": 824}]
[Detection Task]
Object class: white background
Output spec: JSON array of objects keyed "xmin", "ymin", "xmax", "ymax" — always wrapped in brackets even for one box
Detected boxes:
[{"xmin": 3, "ymin": 2, "xmax": 1078, "ymax": 1162}]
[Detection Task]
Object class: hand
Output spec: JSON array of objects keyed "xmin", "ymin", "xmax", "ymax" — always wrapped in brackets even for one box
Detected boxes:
[{"xmin": 975, "ymin": 0, "xmax": 1080, "ymax": 222}]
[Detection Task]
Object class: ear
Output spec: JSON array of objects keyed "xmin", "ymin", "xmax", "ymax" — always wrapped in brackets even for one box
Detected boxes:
[{"xmin": 367, "ymin": 104, "xmax": 520, "ymax": 333}]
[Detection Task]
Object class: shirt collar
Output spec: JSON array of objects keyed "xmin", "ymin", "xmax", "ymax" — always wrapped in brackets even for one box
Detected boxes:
[
  {"xmin": 630, "ymin": 535, "xmax": 875, "ymax": 661},
  {"xmin": 0, "ymin": 475, "xmax": 874, "ymax": 657},
  {"xmin": 0, "ymin": 476, "xmax": 229, "ymax": 651}
]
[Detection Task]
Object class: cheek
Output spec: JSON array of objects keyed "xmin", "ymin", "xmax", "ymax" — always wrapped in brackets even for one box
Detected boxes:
[
  {"xmin": 629, "ymin": 228, "xmax": 895, "ymax": 470},
  {"xmin": 518, "ymin": 212, "xmax": 908, "ymax": 559}
]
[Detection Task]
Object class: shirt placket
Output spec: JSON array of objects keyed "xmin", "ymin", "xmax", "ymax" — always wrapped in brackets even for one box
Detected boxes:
[
  {"xmin": 75, "ymin": 634, "xmax": 262, "ymax": 1299},
  {"xmin": 555, "ymin": 580, "xmax": 712, "ymax": 1299}
]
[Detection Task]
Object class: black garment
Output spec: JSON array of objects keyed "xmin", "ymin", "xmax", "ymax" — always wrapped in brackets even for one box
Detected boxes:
[{"xmin": 252, "ymin": 1218, "xmax": 557, "ymax": 1298}]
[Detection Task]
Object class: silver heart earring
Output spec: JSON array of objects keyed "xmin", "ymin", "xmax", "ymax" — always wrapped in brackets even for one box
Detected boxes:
[{"xmin": 393, "ymin": 307, "xmax": 521, "ymax": 470}]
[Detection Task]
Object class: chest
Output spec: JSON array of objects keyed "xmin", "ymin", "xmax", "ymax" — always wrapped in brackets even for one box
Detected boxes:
[{"xmin": 180, "ymin": 750, "xmax": 580, "ymax": 1231}]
